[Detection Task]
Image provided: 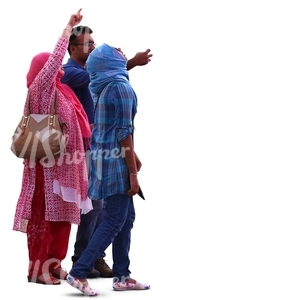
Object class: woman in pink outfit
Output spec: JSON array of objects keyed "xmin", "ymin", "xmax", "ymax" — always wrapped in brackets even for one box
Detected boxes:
[{"xmin": 12, "ymin": 9, "xmax": 92, "ymax": 285}]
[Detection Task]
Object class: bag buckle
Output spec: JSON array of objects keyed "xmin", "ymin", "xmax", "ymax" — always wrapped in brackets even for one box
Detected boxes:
[
  {"xmin": 21, "ymin": 115, "xmax": 30, "ymax": 130},
  {"xmin": 49, "ymin": 114, "xmax": 55, "ymax": 127}
]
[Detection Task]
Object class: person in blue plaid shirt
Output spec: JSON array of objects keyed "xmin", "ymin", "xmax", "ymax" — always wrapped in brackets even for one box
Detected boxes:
[
  {"xmin": 66, "ymin": 43, "xmax": 150, "ymax": 295},
  {"xmin": 62, "ymin": 25, "xmax": 152, "ymax": 279}
]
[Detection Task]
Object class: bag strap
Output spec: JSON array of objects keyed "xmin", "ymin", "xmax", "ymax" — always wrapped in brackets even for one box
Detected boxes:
[
  {"xmin": 51, "ymin": 91, "xmax": 58, "ymax": 115},
  {"xmin": 26, "ymin": 90, "xmax": 58, "ymax": 116},
  {"xmin": 25, "ymin": 91, "xmax": 31, "ymax": 117}
]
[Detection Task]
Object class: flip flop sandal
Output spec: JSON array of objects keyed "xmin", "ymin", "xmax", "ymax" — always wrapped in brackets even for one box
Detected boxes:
[{"xmin": 27, "ymin": 274, "xmax": 61, "ymax": 285}]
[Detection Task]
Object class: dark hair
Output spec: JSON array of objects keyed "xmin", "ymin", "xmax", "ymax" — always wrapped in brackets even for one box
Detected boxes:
[{"xmin": 67, "ymin": 26, "xmax": 93, "ymax": 55}]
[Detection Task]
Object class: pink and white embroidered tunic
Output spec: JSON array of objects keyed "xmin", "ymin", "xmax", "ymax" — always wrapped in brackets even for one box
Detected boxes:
[{"xmin": 13, "ymin": 37, "xmax": 93, "ymax": 233}]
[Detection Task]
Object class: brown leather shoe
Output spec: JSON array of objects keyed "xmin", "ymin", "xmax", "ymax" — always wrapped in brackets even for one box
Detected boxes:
[
  {"xmin": 72, "ymin": 261, "xmax": 100, "ymax": 278},
  {"xmin": 94, "ymin": 257, "xmax": 113, "ymax": 278}
]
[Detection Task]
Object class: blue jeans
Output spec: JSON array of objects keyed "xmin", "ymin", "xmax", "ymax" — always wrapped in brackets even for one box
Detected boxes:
[
  {"xmin": 69, "ymin": 194, "xmax": 135, "ymax": 280},
  {"xmin": 71, "ymin": 199, "xmax": 105, "ymax": 263}
]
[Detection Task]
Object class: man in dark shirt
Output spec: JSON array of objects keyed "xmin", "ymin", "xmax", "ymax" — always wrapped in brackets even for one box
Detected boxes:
[{"xmin": 61, "ymin": 25, "xmax": 152, "ymax": 278}]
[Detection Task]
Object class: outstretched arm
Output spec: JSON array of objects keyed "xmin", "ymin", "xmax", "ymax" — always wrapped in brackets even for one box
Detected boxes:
[
  {"xmin": 62, "ymin": 9, "xmax": 83, "ymax": 39},
  {"xmin": 127, "ymin": 49, "xmax": 153, "ymax": 70},
  {"xmin": 38, "ymin": 9, "xmax": 83, "ymax": 96}
]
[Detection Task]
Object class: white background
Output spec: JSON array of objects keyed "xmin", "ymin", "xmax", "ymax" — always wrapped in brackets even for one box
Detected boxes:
[{"xmin": 1, "ymin": 0, "xmax": 300, "ymax": 299}]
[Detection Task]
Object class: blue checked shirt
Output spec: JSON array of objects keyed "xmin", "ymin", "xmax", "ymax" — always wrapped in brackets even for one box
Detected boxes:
[{"xmin": 88, "ymin": 81, "xmax": 137, "ymax": 200}]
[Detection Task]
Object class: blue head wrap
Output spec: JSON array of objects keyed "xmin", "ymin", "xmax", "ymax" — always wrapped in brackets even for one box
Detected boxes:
[{"xmin": 86, "ymin": 43, "xmax": 129, "ymax": 94}]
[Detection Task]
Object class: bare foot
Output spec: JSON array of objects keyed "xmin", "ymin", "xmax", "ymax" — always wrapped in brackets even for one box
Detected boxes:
[{"xmin": 51, "ymin": 267, "xmax": 68, "ymax": 279}]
